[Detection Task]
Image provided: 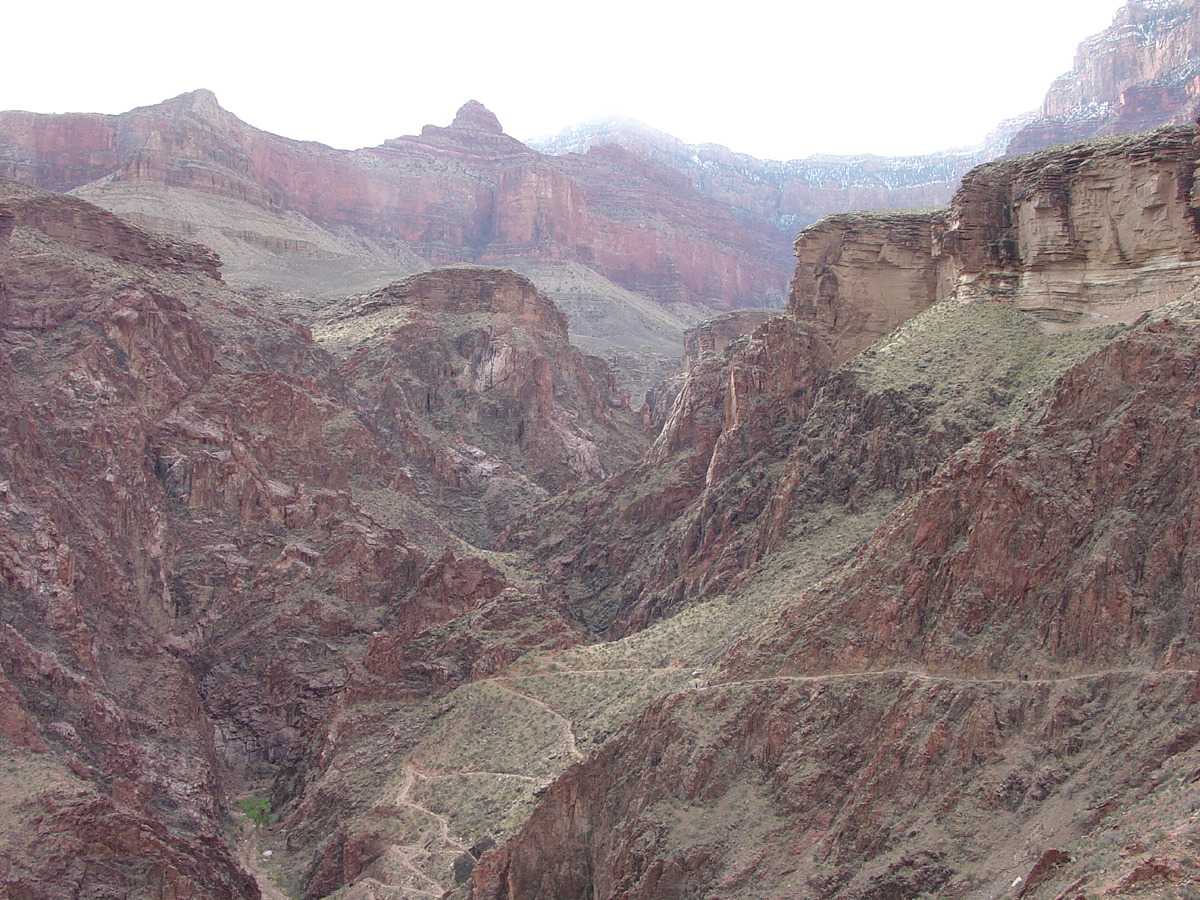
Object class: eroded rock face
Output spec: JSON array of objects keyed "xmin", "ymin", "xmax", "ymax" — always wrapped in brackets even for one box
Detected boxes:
[
  {"xmin": 790, "ymin": 126, "xmax": 1200, "ymax": 361},
  {"xmin": 0, "ymin": 179, "xmax": 634, "ymax": 899},
  {"xmin": 727, "ymin": 299, "xmax": 1200, "ymax": 679},
  {"xmin": 329, "ymin": 267, "xmax": 644, "ymax": 544},
  {"xmin": 789, "ymin": 211, "xmax": 942, "ymax": 364},
  {"xmin": 0, "ymin": 92, "xmax": 791, "ymax": 310},
  {"xmin": 1010, "ymin": 0, "xmax": 1200, "ymax": 153}
]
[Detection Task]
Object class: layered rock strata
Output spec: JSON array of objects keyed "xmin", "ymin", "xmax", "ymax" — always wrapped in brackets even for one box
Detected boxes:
[
  {"xmin": 791, "ymin": 125, "xmax": 1200, "ymax": 362},
  {"xmin": 1010, "ymin": 0, "xmax": 1200, "ymax": 153},
  {"xmin": 0, "ymin": 91, "xmax": 792, "ymax": 311}
]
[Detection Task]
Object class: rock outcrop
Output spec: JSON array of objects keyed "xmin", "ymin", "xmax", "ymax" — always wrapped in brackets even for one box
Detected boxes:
[
  {"xmin": 321, "ymin": 266, "xmax": 644, "ymax": 544},
  {"xmin": 791, "ymin": 125, "xmax": 1200, "ymax": 362}
]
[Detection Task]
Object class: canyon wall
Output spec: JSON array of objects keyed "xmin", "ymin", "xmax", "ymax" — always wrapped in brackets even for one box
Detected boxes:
[
  {"xmin": 502, "ymin": 124, "xmax": 1200, "ymax": 645},
  {"xmin": 0, "ymin": 92, "xmax": 792, "ymax": 311},
  {"xmin": 791, "ymin": 125, "xmax": 1200, "ymax": 362},
  {"xmin": 1011, "ymin": 0, "xmax": 1200, "ymax": 153}
]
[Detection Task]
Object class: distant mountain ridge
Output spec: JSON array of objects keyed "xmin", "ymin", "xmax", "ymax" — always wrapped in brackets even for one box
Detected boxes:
[
  {"xmin": 0, "ymin": 0, "xmax": 1197, "ymax": 406},
  {"xmin": 530, "ymin": 0, "xmax": 1200, "ymax": 234},
  {"xmin": 529, "ymin": 114, "xmax": 1030, "ymax": 236}
]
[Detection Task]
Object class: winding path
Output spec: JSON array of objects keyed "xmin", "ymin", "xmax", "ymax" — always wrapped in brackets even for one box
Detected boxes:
[
  {"xmin": 397, "ymin": 763, "xmax": 470, "ymax": 855},
  {"xmin": 493, "ymin": 680, "xmax": 583, "ymax": 761},
  {"xmin": 708, "ymin": 667, "xmax": 1150, "ymax": 690}
]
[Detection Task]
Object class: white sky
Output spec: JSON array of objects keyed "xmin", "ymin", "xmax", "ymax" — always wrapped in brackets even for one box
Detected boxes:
[{"xmin": 6, "ymin": 0, "xmax": 1126, "ymax": 160}]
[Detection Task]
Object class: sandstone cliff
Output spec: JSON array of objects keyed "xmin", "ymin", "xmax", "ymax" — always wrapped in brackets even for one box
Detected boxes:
[{"xmin": 791, "ymin": 125, "xmax": 1200, "ymax": 363}]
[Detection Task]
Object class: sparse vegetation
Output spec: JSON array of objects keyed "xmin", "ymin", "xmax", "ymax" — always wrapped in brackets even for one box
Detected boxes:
[{"xmin": 235, "ymin": 796, "xmax": 274, "ymax": 827}]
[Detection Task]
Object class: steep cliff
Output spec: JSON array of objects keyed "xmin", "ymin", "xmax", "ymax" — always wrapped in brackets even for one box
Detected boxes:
[
  {"xmin": 1010, "ymin": 0, "xmax": 1200, "ymax": 153},
  {"xmin": 791, "ymin": 125, "xmax": 1200, "ymax": 362}
]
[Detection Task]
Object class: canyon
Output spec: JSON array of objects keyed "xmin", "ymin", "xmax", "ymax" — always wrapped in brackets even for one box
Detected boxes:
[
  {"xmin": 3, "ymin": 2, "xmax": 1200, "ymax": 899},
  {"xmin": 0, "ymin": 0, "xmax": 1196, "ymax": 405}
]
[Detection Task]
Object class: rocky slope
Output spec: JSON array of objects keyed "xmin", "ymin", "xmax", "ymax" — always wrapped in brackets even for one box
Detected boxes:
[
  {"xmin": 0, "ymin": 176, "xmax": 643, "ymax": 899},
  {"xmin": 465, "ymin": 124, "xmax": 1200, "ymax": 900},
  {"xmin": 10, "ymin": 11, "xmax": 1200, "ymax": 898},
  {"xmin": 472, "ymin": 288, "xmax": 1200, "ymax": 896},
  {"xmin": 496, "ymin": 124, "xmax": 1199, "ymax": 645}
]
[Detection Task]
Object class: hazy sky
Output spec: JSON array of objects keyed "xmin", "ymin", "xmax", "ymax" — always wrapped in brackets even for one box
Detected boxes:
[{"xmin": 8, "ymin": 0, "xmax": 1127, "ymax": 160}]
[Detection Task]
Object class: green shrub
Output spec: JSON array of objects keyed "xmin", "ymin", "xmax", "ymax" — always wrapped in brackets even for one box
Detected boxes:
[{"xmin": 236, "ymin": 796, "xmax": 274, "ymax": 826}]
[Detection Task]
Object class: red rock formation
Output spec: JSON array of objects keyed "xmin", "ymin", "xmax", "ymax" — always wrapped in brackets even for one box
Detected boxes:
[
  {"xmin": 334, "ymin": 267, "xmax": 644, "ymax": 546},
  {"xmin": 0, "ymin": 177, "xmax": 265, "ymax": 897},
  {"xmin": 0, "ymin": 92, "xmax": 792, "ymax": 310},
  {"xmin": 472, "ymin": 124, "xmax": 1200, "ymax": 900},
  {"xmin": 0, "ymin": 178, "xmax": 632, "ymax": 898},
  {"xmin": 469, "ymin": 158, "xmax": 1200, "ymax": 900},
  {"xmin": 726, "ymin": 300, "xmax": 1200, "ymax": 679},
  {"xmin": 1010, "ymin": 0, "xmax": 1200, "ymax": 153}
]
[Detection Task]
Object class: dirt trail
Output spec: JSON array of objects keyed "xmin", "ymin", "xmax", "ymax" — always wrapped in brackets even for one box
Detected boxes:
[
  {"xmin": 711, "ymin": 667, "xmax": 1151, "ymax": 690},
  {"xmin": 493, "ymin": 681, "xmax": 583, "ymax": 761},
  {"xmin": 236, "ymin": 821, "xmax": 290, "ymax": 900},
  {"xmin": 398, "ymin": 763, "xmax": 470, "ymax": 853}
]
